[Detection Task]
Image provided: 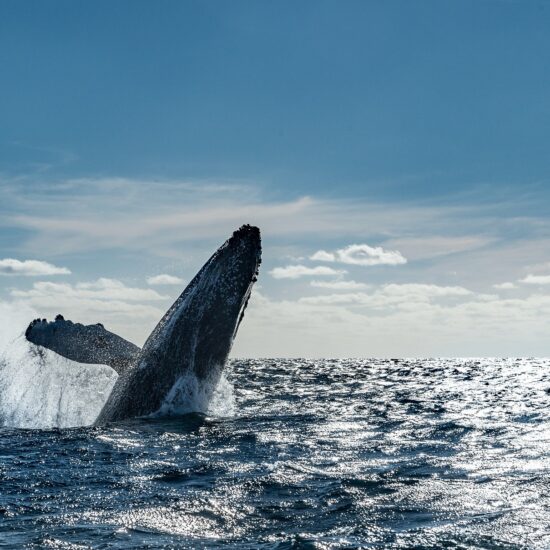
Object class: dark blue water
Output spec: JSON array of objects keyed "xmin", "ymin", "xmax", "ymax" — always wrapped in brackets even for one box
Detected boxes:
[{"xmin": 1, "ymin": 358, "xmax": 550, "ymax": 549}]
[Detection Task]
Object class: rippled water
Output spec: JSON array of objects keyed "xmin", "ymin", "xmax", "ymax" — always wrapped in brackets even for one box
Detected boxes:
[{"xmin": 1, "ymin": 358, "xmax": 550, "ymax": 549}]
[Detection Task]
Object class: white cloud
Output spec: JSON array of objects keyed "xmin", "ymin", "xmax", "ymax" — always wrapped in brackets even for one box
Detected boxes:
[
  {"xmin": 269, "ymin": 265, "xmax": 347, "ymax": 279},
  {"xmin": 300, "ymin": 284, "xmax": 473, "ymax": 308},
  {"xmin": 310, "ymin": 250, "xmax": 336, "ymax": 262},
  {"xmin": 299, "ymin": 293, "xmax": 368, "ymax": 306},
  {"xmin": 12, "ymin": 278, "xmax": 167, "ymax": 301},
  {"xmin": 520, "ymin": 274, "xmax": 550, "ymax": 285},
  {"xmin": 74, "ymin": 278, "xmax": 168, "ymax": 301},
  {"xmin": 9, "ymin": 278, "xmax": 169, "ymax": 345},
  {"xmin": 338, "ymin": 244, "xmax": 407, "ymax": 266},
  {"xmin": 493, "ymin": 282, "xmax": 517, "ymax": 290},
  {"xmin": 0, "ymin": 258, "xmax": 70, "ymax": 276},
  {"xmin": 311, "ymin": 244, "xmax": 407, "ymax": 267},
  {"xmin": 233, "ymin": 287, "xmax": 550, "ymax": 358},
  {"xmin": 8, "ymin": 191, "xmax": 325, "ymax": 256},
  {"xmin": 11, "ymin": 279, "xmax": 166, "ymax": 316},
  {"xmin": 310, "ymin": 280, "xmax": 369, "ymax": 290},
  {"xmin": 0, "ymin": 174, "xmax": 501, "ymax": 260},
  {"xmin": 147, "ymin": 274, "xmax": 185, "ymax": 286},
  {"xmin": 3, "ymin": 174, "xmax": 550, "ymax": 356},
  {"xmin": 382, "ymin": 283, "xmax": 472, "ymax": 298}
]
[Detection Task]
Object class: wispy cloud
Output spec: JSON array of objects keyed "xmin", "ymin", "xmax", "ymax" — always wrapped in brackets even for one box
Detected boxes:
[
  {"xmin": 9, "ymin": 194, "xmax": 318, "ymax": 256},
  {"xmin": 12, "ymin": 278, "xmax": 167, "ymax": 304},
  {"xmin": 147, "ymin": 274, "xmax": 185, "ymax": 286},
  {"xmin": 311, "ymin": 244, "xmax": 407, "ymax": 266},
  {"xmin": 234, "ymin": 285, "xmax": 550, "ymax": 357},
  {"xmin": 2, "ymin": 175, "xmax": 549, "ymax": 274},
  {"xmin": 0, "ymin": 175, "xmax": 504, "ymax": 258},
  {"xmin": 493, "ymin": 282, "xmax": 517, "ymax": 290},
  {"xmin": 309, "ymin": 250, "xmax": 335, "ymax": 262},
  {"xmin": 520, "ymin": 274, "xmax": 550, "ymax": 285},
  {"xmin": 384, "ymin": 236, "xmax": 495, "ymax": 261},
  {"xmin": 300, "ymin": 283, "xmax": 473, "ymax": 307},
  {"xmin": 0, "ymin": 258, "xmax": 70, "ymax": 276},
  {"xmin": 269, "ymin": 265, "xmax": 347, "ymax": 280},
  {"xmin": 381, "ymin": 283, "xmax": 473, "ymax": 298},
  {"xmin": 3, "ymin": 174, "xmax": 550, "ymax": 356},
  {"xmin": 310, "ymin": 280, "xmax": 369, "ymax": 290}
]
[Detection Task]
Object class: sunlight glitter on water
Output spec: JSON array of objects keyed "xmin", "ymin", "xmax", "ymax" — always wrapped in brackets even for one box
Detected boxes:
[{"xmin": 2, "ymin": 358, "xmax": 550, "ymax": 548}]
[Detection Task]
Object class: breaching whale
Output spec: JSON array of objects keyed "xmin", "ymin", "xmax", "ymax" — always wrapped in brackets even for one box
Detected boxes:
[{"xmin": 23, "ymin": 224, "xmax": 261, "ymax": 425}]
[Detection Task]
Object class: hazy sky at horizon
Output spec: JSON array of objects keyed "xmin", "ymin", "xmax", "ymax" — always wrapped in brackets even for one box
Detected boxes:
[{"xmin": 1, "ymin": 0, "xmax": 550, "ymax": 356}]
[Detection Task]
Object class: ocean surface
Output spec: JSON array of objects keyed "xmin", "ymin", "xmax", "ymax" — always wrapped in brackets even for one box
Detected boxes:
[{"xmin": 1, "ymin": 358, "xmax": 550, "ymax": 549}]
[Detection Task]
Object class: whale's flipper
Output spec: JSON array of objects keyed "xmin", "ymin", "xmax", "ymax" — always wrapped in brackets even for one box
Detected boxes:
[
  {"xmin": 95, "ymin": 224, "xmax": 261, "ymax": 424},
  {"xmin": 25, "ymin": 316, "xmax": 140, "ymax": 375}
]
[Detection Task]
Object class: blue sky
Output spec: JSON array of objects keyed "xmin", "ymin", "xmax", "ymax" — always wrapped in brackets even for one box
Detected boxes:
[{"xmin": 1, "ymin": 1, "xmax": 550, "ymax": 356}]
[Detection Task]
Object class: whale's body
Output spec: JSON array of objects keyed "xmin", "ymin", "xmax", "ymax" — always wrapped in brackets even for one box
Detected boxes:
[{"xmin": 24, "ymin": 225, "xmax": 261, "ymax": 425}]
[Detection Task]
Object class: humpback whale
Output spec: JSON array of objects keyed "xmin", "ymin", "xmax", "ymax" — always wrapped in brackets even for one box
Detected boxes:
[{"xmin": 23, "ymin": 225, "xmax": 261, "ymax": 425}]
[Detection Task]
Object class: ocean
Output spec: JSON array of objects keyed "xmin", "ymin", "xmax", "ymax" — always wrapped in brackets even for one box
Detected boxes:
[{"xmin": 1, "ymin": 358, "xmax": 550, "ymax": 549}]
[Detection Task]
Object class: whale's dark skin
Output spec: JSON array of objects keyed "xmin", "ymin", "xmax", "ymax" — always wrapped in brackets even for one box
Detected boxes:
[
  {"xmin": 25, "ymin": 316, "xmax": 140, "ymax": 374},
  {"xmin": 95, "ymin": 224, "xmax": 261, "ymax": 424}
]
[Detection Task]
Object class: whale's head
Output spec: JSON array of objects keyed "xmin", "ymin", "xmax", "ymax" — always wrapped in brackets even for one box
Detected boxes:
[{"xmin": 143, "ymin": 224, "xmax": 262, "ymax": 380}]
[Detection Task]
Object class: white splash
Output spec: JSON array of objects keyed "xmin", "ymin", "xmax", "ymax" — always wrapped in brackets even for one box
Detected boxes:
[
  {"xmin": 156, "ymin": 369, "xmax": 235, "ymax": 418},
  {"xmin": 0, "ymin": 335, "xmax": 118, "ymax": 429},
  {"xmin": 0, "ymin": 301, "xmax": 37, "ymax": 352},
  {"xmin": 0, "ymin": 301, "xmax": 235, "ymax": 428}
]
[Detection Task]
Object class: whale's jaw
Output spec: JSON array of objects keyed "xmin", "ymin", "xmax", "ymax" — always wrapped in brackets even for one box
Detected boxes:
[{"xmin": 95, "ymin": 225, "xmax": 261, "ymax": 424}]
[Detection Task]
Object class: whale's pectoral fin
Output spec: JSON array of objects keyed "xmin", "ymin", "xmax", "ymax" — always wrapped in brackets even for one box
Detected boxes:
[{"xmin": 25, "ymin": 315, "xmax": 140, "ymax": 375}]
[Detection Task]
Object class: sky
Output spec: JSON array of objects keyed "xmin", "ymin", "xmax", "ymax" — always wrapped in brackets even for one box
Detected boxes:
[{"xmin": 1, "ymin": 0, "xmax": 550, "ymax": 357}]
